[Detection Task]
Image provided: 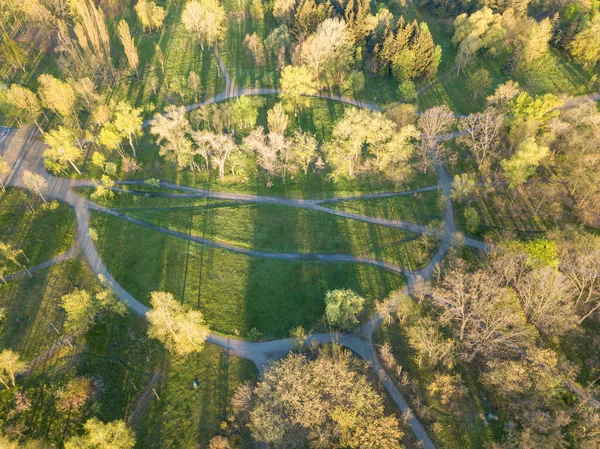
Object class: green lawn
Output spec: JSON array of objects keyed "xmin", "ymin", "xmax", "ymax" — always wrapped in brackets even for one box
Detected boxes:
[
  {"xmin": 324, "ymin": 190, "xmax": 444, "ymax": 225},
  {"xmin": 134, "ymin": 345, "xmax": 257, "ymax": 448},
  {"xmin": 0, "ymin": 189, "xmax": 75, "ymax": 276},
  {"xmin": 91, "ymin": 213, "xmax": 406, "ymax": 338},
  {"xmin": 119, "ymin": 200, "xmax": 437, "ymax": 269}
]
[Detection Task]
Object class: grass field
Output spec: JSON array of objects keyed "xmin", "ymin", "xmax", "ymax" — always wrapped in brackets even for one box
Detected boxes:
[
  {"xmin": 0, "ymin": 189, "xmax": 75, "ymax": 276},
  {"xmin": 91, "ymin": 213, "xmax": 406, "ymax": 338},
  {"xmin": 134, "ymin": 345, "xmax": 257, "ymax": 448},
  {"xmin": 120, "ymin": 201, "xmax": 438, "ymax": 268},
  {"xmin": 324, "ymin": 190, "xmax": 444, "ymax": 225}
]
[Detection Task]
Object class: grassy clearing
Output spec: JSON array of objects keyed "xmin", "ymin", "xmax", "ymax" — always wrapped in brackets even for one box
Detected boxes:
[
  {"xmin": 91, "ymin": 213, "xmax": 406, "ymax": 338},
  {"xmin": 134, "ymin": 345, "xmax": 257, "ymax": 448},
  {"xmin": 0, "ymin": 189, "xmax": 75, "ymax": 276},
  {"xmin": 324, "ymin": 190, "xmax": 444, "ymax": 225},
  {"xmin": 374, "ymin": 323, "xmax": 497, "ymax": 449},
  {"xmin": 121, "ymin": 201, "xmax": 438, "ymax": 268}
]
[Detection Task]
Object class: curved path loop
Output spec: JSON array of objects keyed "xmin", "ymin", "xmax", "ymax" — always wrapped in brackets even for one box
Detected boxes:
[{"xmin": 0, "ymin": 53, "xmax": 505, "ymax": 449}]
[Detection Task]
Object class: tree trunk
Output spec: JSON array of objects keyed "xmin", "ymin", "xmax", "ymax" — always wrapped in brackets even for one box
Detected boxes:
[{"xmin": 68, "ymin": 159, "xmax": 82, "ymax": 175}]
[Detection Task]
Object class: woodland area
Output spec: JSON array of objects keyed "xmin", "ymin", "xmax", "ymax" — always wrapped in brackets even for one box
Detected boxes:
[{"xmin": 0, "ymin": 0, "xmax": 600, "ymax": 447}]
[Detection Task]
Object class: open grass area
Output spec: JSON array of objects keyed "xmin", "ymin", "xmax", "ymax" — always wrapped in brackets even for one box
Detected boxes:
[
  {"xmin": 120, "ymin": 201, "xmax": 438, "ymax": 268},
  {"xmin": 324, "ymin": 190, "xmax": 444, "ymax": 225},
  {"xmin": 134, "ymin": 345, "xmax": 257, "ymax": 448},
  {"xmin": 374, "ymin": 323, "xmax": 498, "ymax": 449},
  {"xmin": 0, "ymin": 189, "xmax": 75, "ymax": 276},
  {"xmin": 91, "ymin": 213, "xmax": 406, "ymax": 338}
]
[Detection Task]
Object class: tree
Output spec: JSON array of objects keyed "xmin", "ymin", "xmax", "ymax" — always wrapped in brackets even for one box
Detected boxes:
[
  {"xmin": 417, "ymin": 105, "xmax": 455, "ymax": 169},
  {"xmin": 192, "ymin": 131, "xmax": 236, "ymax": 178},
  {"xmin": 406, "ymin": 318, "xmax": 456, "ymax": 368},
  {"xmin": 135, "ymin": 0, "xmax": 165, "ymax": 31},
  {"xmin": 266, "ymin": 103, "xmax": 288, "ymax": 135},
  {"xmin": 60, "ymin": 288, "xmax": 126, "ymax": 335},
  {"xmin": 279, "ymin": 65, "xmax": 317, "ymax": 113},
  {"xmin": 37, "ymin": 74, "xmax": 77, "ymax": 119},
  {"xmin": 557, "ymin": 231, "xmax": 600, "ymax": 323},
  {"xmin": 467, "ymin": 68, "xmax": 492, "ymax": 100},
  {"xmin": 0, "ymin": 84, "xmax": 42, "ymax": 132},
  {"xmin": 290, "ymin": 130, "xmax": 318, "ymax": 174},
  {"xmin": 325, "ymin": 108, "xmax": 398, "ymax": 178},
  {"xmin": 147, "ymin": 291, "xmax": 210, "ymax": 356},
  {"xmin": 64, "ymin": 418, "xmax": 135, "ymax": 449},
  {"xmin": 569, "ymin": 15, "xmax": 600, "ymax": 67},
  {"xmin": 486, "ymin": 80, "xmax": 520, "ymax": 109},
  {"xmin": 297, "ymin": 18, "xmax": 353, "ymax": 84},
  {"xmin": 113, "ymin": 101, "xmax": 143, "ymax": 157},
  {"xmin": 501, "ymin": 137, "xmax": 549, "ymax": 188},
  {"xmin": 43, "ymin": 127, "xmax": 83, "ymax": 174},
  {"xmin": 513, "ymin": 267, "xmax": 577, "ymax": 335},
  {"xmin": 0, "ymin": 156, "xmax": 9, "ymax": 193},
  {"xmin": 118, "ymin": 20, "xmax": 139, "ymax": 76},
  {"xmin": 181, "ymin": 0, "xmax": 226, "ymax": 49},
  {"xmin": 249, "ymin": 0, "xmax": 264, "ymax": 20},
  {"xmin": 22, "ymin": 171, "xmax": 48, "ymax": 203},
  {"xmin": 431, "ymin": 265, "xmax": 534, "ymax": 359},
  {"xmin": 150, "ymin": 106, "xmax": 197, "ymax": 171},
  {"xmin": 248, "ymin": 346, "xmax": 403, "ymax": 448},
  {"xmin": 0, "ymin": 241, "xmax": 30, "ymax": 275},
  {"xmin": 243, "ymin": 33, "xmax": 265, "ymax": 66},
  {"xmin": 0, "ymin": 349, "xmax": 26, "ymax": 389},
  {"xmin": 0, "ymin": 33, "xmax": 27, "ymax": 71},
  {"xmin": 451, "ymin": 8, "xmax": 505, "ymax": 72},
  {"xmin": 209, "ymin": 436, "xmax": 230, "ymax": 449},
  {"xmin": 56, "ymin": 377, "xmax": 96, "ymax": 411},
  {"xmin": 243, "ymin": 127, "xmax": 283, "ymax": 178},
  {"xmin": 273, "ymin": 0, "xmax": 295, "ymax": 22},
  {"xmin": 325, "ymin": 289, "xmax": 365, "ymax": 329},
  {"xmin": 458, "ymin": 109, "xmax": 504, "ymax": 173}
]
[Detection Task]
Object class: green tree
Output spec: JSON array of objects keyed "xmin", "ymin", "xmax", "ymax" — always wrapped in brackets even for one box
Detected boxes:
[
  {"xmin": 147, "ymin": 291, "xmax": 210, "ymax": 356},
  {"xmin": 113, "ymin": 101, "xmax": 143, "ymax": 157},
  {"xmin": 463, "ymin": 207, "xmax": 480, "ymax": 233},
  {"xmin": 118, "ymin": 20, "xmax": 139, "ymax": 76},
  {"xmin": 325, "ymin": 289, "xmax": 365, "ymax": 329},
  {"xmin": 467, "ymin": 68, "xmax": 492, "ymax": 100},
  {"xmin": 1, "ymin": 33, "xmax": 27, "ymax": 70},
  {"xmin": 64, "ymin": 418, "xmax": 135, "ymax": 449},
  {"xmin": 0, "ymin": 156, "xmax": 9, "ymax": 193},
  {"xmin": 0, "ymin": 349, "xmax": 26, "ymax": 389},
  {"xmin": 0, "ymin": 84, "xmax": 42, "ymax": 132},
  {"xmin": 248, "ymin": 346, "xmax": 403, "ymax": 448},
  {"xmin": 43, "ymin": 126, "xmax": 83, "ymax": 174},
  {"xmin": 60, "ymin": 288, "xmax": 126, "ymax": 335},
  {"xmin": 501, "ymin": 137, "xmax": 549, "ymax": 188},
  {"xmin": 569, "ymin": 14, "xmax": 600, "ymax": 67},
  {"xmin": 150, "ymin": 105, "xmax": 197, "ymax": 171},
  {"xmin": 37, "ymin": 74, "xmax": 77, "ymax": 119},
  {"xmin": 135, "ymin": 0, "xmax": 165, "ymax": 31},
  {"xmin": 182, "ymin": 0, "xmax": 226, "ymax": 49},
  {"xmin": 279, "ymin": 65, "xmax": 317, "ymax": 113}
]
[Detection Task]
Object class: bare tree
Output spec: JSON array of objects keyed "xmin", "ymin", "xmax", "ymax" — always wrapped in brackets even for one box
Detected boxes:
[{"xmin": 458, "ymin": 109, "xmax": 504, "ymax": 173}]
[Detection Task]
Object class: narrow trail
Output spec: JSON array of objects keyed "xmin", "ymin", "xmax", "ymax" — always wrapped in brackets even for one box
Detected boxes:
[{"xmin": 0, "ymin": 243, "xmax": 79, "ymax": 284}]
